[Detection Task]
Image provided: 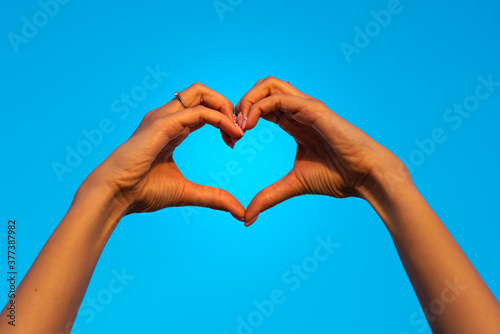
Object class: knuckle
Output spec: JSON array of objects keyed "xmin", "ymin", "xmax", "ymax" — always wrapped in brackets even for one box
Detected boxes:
[
  {"xmin": 153, "ymin": 115, "xmax": 169, "ymax": 129},
  {"xmin": 144, "ymin": 109, "xmax": 155, "ymax": 119},
  {"xmin": 189, "ymin": 105, "xmax": 204, "ymax": 114},
  {"xmin": 306, "ymin": 99, "xmax": 323, "ymax": 112},
  {"xmin": 195, "ymin": 106, "xmax": 208, "ymax": 120},
  {"xmin": 248, "ymin": 102, "xmax": 260, "ymax": 114},
  {"xmin": 254, "ymin": 79, "xmax": 265, "ymax": 87},
  {"xmin": 190, "ymin": 82, "xmax": 205, "ymax": 90},
  {"xmin": 240, "ymin": 100, "xmax": 252, "ymax": 113},
  {"xmin": 143, "ymin": 107, "xmax": 159, "ymax": 122},
  {"xmin": 314, "ymin": 98, "xmax": 326, "ymax": 108},
  {"xmin": 267, "ymin": 76, "xmax": 288, "ymax": 91},
  {"xmin": 226, "ymin": 100, "xmax": 235, "ymax": 111},
  {"xmin": 303, "ymin": 102, "xmax": 315, "ymax": 114}
]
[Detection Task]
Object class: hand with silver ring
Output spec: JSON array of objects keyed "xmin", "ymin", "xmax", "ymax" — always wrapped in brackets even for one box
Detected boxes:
[{"xmin": 89, "ymin": 82, "xmax": 246, "ymax": 217}]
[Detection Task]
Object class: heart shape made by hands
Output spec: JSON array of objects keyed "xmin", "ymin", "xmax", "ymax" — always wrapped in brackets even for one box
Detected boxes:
[
  {"xmin": 177, "ymin": 77, "xmax": 383, "ymax": 227},
  {"xmin": 113, "ymin": 77, "xmax": 386, "ymax": 228}
]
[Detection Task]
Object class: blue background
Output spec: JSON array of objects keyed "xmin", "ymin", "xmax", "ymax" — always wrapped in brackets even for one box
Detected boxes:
[{"xmin": 2, "ymin": 0, "xmax": 500, "ymax": 333}]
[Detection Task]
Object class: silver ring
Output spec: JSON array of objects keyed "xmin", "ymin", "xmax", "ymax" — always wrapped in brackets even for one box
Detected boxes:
[{"xmin": 174, "ymin": 92, "xmax": 188, "ymax": 108}]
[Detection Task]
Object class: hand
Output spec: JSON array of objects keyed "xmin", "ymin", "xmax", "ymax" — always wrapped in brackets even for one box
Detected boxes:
[
  {"xmin": 235, "ymin": 77, "xmax": 407, "ymax": 226},
  {"xmin": 87, "ymin": 83, "xmax": 246, "ymax": 219}
]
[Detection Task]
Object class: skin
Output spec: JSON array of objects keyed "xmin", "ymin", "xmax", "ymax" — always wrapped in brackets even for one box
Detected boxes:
[
  {"xmin": 0, "ymin": 83, "xmax": 245, "ymax": 334},
  {"xmin": 234, "ymin": 77, "xmax": 500, "ymax": 333},
  {"xmin": 1, "ymin": 78, "xmax": 499, "ymax": 333}
]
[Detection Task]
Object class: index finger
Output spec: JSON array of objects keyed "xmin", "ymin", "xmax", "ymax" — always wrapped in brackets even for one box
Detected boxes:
[
  {"xmin": 235, "ymin": 76, "xmax": 310, "ymax": 129},
  {"xmin": 168, "ymin": 82, "xmax": 238, "ymax": 147},
  {"xmin": 171, "ymin": 82, "xmax": 235, "ymax": 118},
  {"xmin": 140, "ymin": 105, "xmax": 245, "ymax": 156},
  {"xmin": 244, "ymin": 94, "xmax": 320, "ymax": 131}
]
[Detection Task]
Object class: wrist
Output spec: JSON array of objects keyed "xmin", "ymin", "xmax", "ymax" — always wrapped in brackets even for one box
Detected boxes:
[
  {"xmin": 357, "ymin": 156, "xmax": 419, "ymax": 232},
  {"xmin": 49, "ymin": 174, "xmax": 131, "ymax": 257},
  {"xmin": 72, "ymin": 171, "xmax": 129, "ymax": 229}
]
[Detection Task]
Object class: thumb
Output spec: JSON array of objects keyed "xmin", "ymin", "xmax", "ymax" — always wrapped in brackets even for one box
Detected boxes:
[
  {"xmin": 182, "ymin": 182, "xmax": 246, "ymax": 222},
  {"xmin": 245, "ymin": 171, "xmax": 303, "ymax": 227}
]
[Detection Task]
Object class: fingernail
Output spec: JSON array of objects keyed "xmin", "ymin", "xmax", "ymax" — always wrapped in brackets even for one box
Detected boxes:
[
  {"xmin": 234, "ymin": 122, "xmax": 244, "ymax": 136},
  {"xmin": 244, "ymin": 215, "xmax": 259, "ymax": 227},
  {"xmin": 231, "ymin": 213, "xmax": 245, "ymax": 222},
  {"xmin": 237, "ymin": 113, "xmax": 242, "ymax": 125},
  {"xmin": 241, "ymin": 116, "xmax": 248, "ymax": 130}
]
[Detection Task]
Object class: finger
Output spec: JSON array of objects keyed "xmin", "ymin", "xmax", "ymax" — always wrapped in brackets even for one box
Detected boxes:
[
  {"xmin": 174, "ymin": 82, "xmax": 235, "ymax": 119},
  {"xmin": 244, "ymin": 94, "xmax": 320, "ymax": 131},
  {"xmin": 236, "ymin": 76, "xmax": 310, "ymax": 130},
  {"xmin": 234, "ymin": 78, "xmax": 265, "ymax": 115},
  {"xmin": 135, "ymin": 106, "xmax": 244, "ymax": 160},
  {"xmin": 145, "ymin": 83, "xmax": 238, "ymax": 147},
  {"xmin": 235, "ymin": 78, "xmax": 267, "ymax": 108},
  {"xmin": 245, "ymin": 171, "xmax": 304, "ymax": 227},
  {"xmin": 176, "ymin": 83, "xmax": 243, "ymax": 145},
  {"xmin": 188, "ymin": 122, "xmax": 205, "ymax": 133},
  {"xmin": 249, "ymin": 94, "xmax": 358, "ymax": 147},
  {"xmin": 261, "ymin": 110, "xmax": 282, "ymax": 125},
  {"xmin": 144, "ymin": 83, "xmax": 234, "ymax": 121},
  {"xmin": 253, "ymin": 78, "xmax": 266, "ymax": 88},
  {"xmin": 170, "ymin": 106, "xmax": 244, "ymax": 138},
  {"xmin": 161, "ymin": 120, "xmax": 214, "ymax": 156},
  {"xmin": 221, "ymin": 129, "xmax": 234, "ymax": 149},
  {"xmin": 235, "ymin": 77, "xmax": 282, "ymax": 116},
  {"xmin": 232, "ymin": 108, "xmax": 281, "ymax": 147},
  {"xmin": 163, "ymin": 128, "xmax": 191, "ymax": 153},
  {"xmin": 186, "ymin": 118, "xmax": 234, "ymax": 149},
  {"xmin": 182, "ymin": 182, "xmax": 246, "ymax": 221}
]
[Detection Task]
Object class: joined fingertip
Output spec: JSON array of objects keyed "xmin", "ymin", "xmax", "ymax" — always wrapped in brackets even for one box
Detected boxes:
[
  {"xmin": 244, "ymin": 215, "xmax": 259, "ymax": 227},
  {"xmin": 234, "ymin": 122, "xmax": 244, "ymax": 136},
  {"xmin": 231, "ymin": 213, "xmax": 245, "ymax": 222},
  {"xmin": 242, "ymin": 116, "xmax": 248, "ymax": 130}
]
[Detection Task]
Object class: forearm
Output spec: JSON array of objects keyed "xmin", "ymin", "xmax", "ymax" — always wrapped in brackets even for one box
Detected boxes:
[
  {"xmin": 0, "ymin": 176, "xmax": 126, "ymax": 333},
  {"xmin": 359, "ymin": 164, "xmax": 500, "ymax": 333}
]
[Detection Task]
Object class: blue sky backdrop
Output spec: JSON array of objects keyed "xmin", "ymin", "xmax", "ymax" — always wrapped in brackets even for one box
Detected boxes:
[{"xmin": 1, "ymin": 0, "xmax": 500, "ymax": 333}]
